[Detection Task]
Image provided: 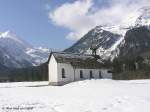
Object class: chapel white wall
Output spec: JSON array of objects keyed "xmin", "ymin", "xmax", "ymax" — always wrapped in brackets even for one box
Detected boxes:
[
  {"xmin": 101, "ymin": 69, "xmax": 112, "ymax": 79},
  {"xmin": 56, "ymin": 67, "xmax": 112, "ymax": 85},
  {"xmin": 74, "ymin": 69, "xmax": 112, "ymax": 81},
  {"xmin": 48, "ymin": 55, "xmax": 58, "ymax": 83},
  {"xmin": 74, "ymin": 69, "xmax": 99, "ymax": 81},
  {"xmin": 57, "ymin": 63, "xmax": 74, "ymax": 84}
]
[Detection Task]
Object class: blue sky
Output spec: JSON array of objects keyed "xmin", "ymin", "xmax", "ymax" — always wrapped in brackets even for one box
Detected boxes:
[
  {"xmin": 0, "ymin": 0, "xmax": 74, "ymax": 49},
  {"xmin": 0, "ymin": 0, "xmax": 148, "ymax": 50}
]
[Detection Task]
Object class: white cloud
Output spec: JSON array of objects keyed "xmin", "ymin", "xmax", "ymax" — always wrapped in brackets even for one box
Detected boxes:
[
  {"xmin": 49, "ymin": 0, "xmax": 94, "ymax": 40},
  {"xmin": 49, "ymin": 0, "xmax": 150, "ymax": 40}
]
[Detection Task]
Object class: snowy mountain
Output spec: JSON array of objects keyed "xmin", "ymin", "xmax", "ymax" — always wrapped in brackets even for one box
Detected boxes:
[
  {"xmin": 116, "ymin": 6, "xmax": 150, "ymax": 59},
  {"xmin": 65, "ymin": 26, "xmax": 122, "ymax": 60},
  {"xmin": 65, "ymin": 6, "xmax": 150, "ymax": 60},
  {"xmin": 0, "ymin": 31, "xmax": 50, "ymax": 68},
  {"xmin": 135, "ymin": 6, "xmax": 150, "ymax": 27}
]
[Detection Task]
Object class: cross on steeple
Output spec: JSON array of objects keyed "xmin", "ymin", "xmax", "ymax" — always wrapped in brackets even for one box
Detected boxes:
[{"xmin": 90, "ymin": 38, "xmax": 99, "ymax": 56}]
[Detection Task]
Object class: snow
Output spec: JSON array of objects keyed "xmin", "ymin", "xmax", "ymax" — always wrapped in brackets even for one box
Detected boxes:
[
  {"xmin": 108, "ymin": 36, "xmax": 124, "ymax": 52},
  {"xmin": 135, "ymin": 6, "xmax": 150, "ymax": 27},
  {"xmin": 96, "ymin": 35, "xmax": 124, "ymax": 61},
  {"xmin": 26, "ymin": 47, "xmax": 50, "ymax": 64},
  {"xmin": 0, "ymin": 31, "xmax": 25, "ymax": 45},
  {"xmin": 101, "ymin": 25, "xmax": 128, "ymax": 36},
  {"xmin": 0, "ymin": 79, "xmax": 150, "ymax": 112},
  {"xmin": 37, "ymin": 47, "xmax": 50, "ymax": 52}
]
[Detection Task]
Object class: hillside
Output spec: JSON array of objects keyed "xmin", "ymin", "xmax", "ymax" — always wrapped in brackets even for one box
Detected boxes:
[
  {"xmin": 65, "ymin": 26, "xmax": 122, "ymax": 60},
  {"xmin": 118, "ymin": 26, "xmax": 150, "ymax": 59}
]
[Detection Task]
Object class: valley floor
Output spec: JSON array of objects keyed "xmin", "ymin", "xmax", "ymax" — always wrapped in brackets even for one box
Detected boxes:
[{"xmin": 0, "ymin": 79, "xmax": 150, "ymax": 112}]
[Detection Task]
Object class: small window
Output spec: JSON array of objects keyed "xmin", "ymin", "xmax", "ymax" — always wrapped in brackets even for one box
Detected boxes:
[
  {"xmin": 90, "ymin": 70, "xmax": 93, "ymax": 78},
  {"xmin": 99, "ymin": 71, "xmax": 102, "ymax": 78},
  {"xmin": 107, "ymin": 70, "xmax": 113, "ymax": 73},
  {"xmin": 62, "ymin": 68, "xmax": 66, "ymax": 78},
  {"xmin": 80, "ymin": 70, "xmax": 83, "ymax": 79}
]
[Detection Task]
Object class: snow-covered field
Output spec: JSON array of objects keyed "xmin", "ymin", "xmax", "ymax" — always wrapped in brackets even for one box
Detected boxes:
[{"xmin": 0, "ymin": 79, "xmax": 150, "ymax": 112}]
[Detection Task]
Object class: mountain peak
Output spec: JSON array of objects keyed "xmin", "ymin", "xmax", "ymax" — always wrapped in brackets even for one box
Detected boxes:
[
  {"xmin": 0, "ymin": 30, "xmax": 16, "ymax": 38},
  {"xmin": 64, "ymin": 26, "xmax": 122, "ymax": 60},
  {"xmin": 0, "ymin": 30, "xmax": 24, "ymax": 44},
  {"xmin": 139, "ymin": 6, "xmax": 150, "ymax": 12},
  {"xmin": 135, "ymin": 6, "xmax": 150, "ymax": 27}
]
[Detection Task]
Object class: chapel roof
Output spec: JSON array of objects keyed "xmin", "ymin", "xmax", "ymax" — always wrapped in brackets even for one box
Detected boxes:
[{"xmin": 48, "ymin": 52, "xmax": 107, "ymax": 69}]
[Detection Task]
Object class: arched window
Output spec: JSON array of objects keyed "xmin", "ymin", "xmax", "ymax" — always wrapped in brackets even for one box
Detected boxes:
[
  {"xmin": 62, "ymin": 68, "xmax": 66, "ymax": 78},
  {"xmin": 99, "ymin": 71, "xmax": 102, "ymax": 78},
  {"xmin": 80, "ymin": 70, "xmax": 83, "ymax": 79},
  {"xmin": 90, "ymin": 70, "xmax": 93, "ymax": 78},
  {"xmin": 107, "ymin": 70, "xmax": 113, "ymax": 73}
]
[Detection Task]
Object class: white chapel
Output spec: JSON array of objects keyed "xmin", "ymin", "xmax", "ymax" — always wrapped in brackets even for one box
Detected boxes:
[{"xmin": 48, "ymin": 52, "xmax": 112, "ymax": 86}]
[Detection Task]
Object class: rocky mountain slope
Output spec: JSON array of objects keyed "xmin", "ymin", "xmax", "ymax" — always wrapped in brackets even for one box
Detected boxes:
[
  {"xmin": 0, "ymin": 31, "xmax": 50, "ymax": 68},
  {"xmin": 118, "ymin": 26, "xmax": 150, "ymax": 59},
  {"xmin": 64, "ymin": 26, "xmax": 123, "ymax": 60}
]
